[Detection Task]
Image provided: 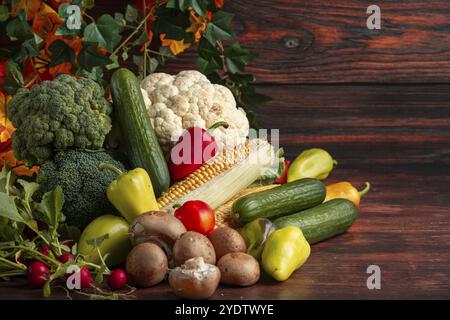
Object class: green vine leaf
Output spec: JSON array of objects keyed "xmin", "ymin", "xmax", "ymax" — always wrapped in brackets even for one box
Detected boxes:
[
  {"xmin": 224, "ymin": 43, "xmax": 257, "ymax": 74},
  {"xmin": 196, "ymin": 56, "xmax": 220, "ymax": 75},
  {"xmin": 78, "ymin": 42, "xmax": 113, "ymax": 72},
  {"xmin": 125, "ymin": 5, "xmax": 138, "ymax": 22},
  {"xmin": 48, "ymin": 40, "xmax": 75, "ymax": 67},
  {"xmin": 205, "ymin": 11, "xmax": 234, "ymax": 45},
  {"xmin": 84, "ymin": 14, "xmax": 122, "ymax": 52}
]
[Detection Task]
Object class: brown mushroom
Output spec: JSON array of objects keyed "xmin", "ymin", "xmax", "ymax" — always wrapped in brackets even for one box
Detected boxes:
[
  {"xmin": 169, "ymin": 257, "xmax": 221, "ymax": 299},
  {"xmin": 129, "ymin": 211, "xmax": 186, "ymax": 261},
  {"xmin": 217, "ymin": 252, "xmax": 260, "ymax": 287},
  {"xmin": 172, "ymin": 231, "xmax": 216, "ymax": 266},
  {"xmin": 208, "ymin": 227, "xmax": 247, "ymax": 259},
  {"xmin": 126, "ymin": 242, "xmax": 168, "ymax": 287}
]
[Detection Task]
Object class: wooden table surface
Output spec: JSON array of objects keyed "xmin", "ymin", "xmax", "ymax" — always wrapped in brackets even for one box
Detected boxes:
[{"xmin": 1, "ymin": 0, "xmax": 450, "ymax": 300}]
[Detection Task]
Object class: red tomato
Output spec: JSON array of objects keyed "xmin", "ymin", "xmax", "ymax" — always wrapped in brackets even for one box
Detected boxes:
[
  {"xmin": 274, "ymin": 159, "xmax": 291, "ymax": 184},
  {"xmin": 174, "ymin": 200, "xmax": 215, "ymax": 235}
]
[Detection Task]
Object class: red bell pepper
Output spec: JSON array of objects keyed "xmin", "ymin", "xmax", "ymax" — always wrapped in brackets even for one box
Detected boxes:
[
  {"xmin": 274, "ymin": 159, "xmax": 291, "ymax": 184},
  {"xmin": 168, "ymin": 121, "xmax": 228, "ymax": 181},
  {"xmin": 174, "ymin": 200, "xmax": 215, "ymax": 235}
]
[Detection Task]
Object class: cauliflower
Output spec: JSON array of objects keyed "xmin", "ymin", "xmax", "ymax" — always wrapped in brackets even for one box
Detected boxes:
[
  {"xmin": 7, "ymin": 75, "xmax": 112, "ymax": 164},
  {"xmin": 140, "ymin": 70, "xmax": 249, "ymax": 152}
]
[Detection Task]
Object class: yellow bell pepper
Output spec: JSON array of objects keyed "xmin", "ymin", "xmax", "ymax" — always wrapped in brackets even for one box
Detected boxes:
[
  {"xmin": 262, "ymin": 226, "xmax": 311, "ymax": 281},
  {"xmin": 99, "ymin": 163, "xmax": 159, "ymax": 223},
  {"xmin": 287, "ymin": 148, "xmax": 336, "ymax": 182},
  {"xmin": 78, "ymin": 215, "xmax": 131, "ymax": 267}
]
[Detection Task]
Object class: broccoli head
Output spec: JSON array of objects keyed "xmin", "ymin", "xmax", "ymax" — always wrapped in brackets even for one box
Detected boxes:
[
  {"xmin": 7, "ymin": 75, "xmax": 112, "ymax": 164},
  {"xmin": 36, "ymin": 149, "xmax": 127, "ymax": 229}
]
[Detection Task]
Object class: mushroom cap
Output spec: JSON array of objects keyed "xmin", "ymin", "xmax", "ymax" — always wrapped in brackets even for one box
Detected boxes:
[
  {"xmin": 129, "ymin": 211, "xmax": 186, "ymax": 258},
  {"xmin": 169, "ymin": 257, "xmax": 221, "ymax": 299}
]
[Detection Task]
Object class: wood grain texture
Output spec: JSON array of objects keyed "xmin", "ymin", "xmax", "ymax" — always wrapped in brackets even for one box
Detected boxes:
[
  {"xmin": 124, "ymin": 0, "xmax": 450, "ymax": 84},
  {"xmin": 1, "ymin": 84, "xmax": 449, "ymax": 299}
]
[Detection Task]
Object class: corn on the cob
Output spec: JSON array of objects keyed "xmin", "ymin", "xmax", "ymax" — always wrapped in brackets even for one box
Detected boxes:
[
  {"xmin": 158, "ymin": 139, "xmax": 276, "ymax": 211},
  {"xmin": 215, "ymin": 184, "xmax": 279, "ymax": 227}
]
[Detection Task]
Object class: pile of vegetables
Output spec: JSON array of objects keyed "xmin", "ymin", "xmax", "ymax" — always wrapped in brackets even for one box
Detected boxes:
[{"xmin": 0, "ymin": 62, "xmax": 370, "ymax": 299}]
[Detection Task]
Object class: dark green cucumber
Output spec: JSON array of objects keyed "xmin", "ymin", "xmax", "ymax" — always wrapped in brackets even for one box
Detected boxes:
[
  {"xmin": 232, "ymin": 178, "xmax": 326, "ymax": 224},
  {"xmin": 273, "ymin": 198, "xmax": 359, "ymax": 244},
  {"xmin": 110, "ymin": 68, "xmax": 170, "ymax": 197}
]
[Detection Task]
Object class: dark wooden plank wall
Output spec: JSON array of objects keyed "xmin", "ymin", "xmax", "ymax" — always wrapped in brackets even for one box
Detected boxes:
[{"xmin": 96, "ymin": 0, "xmax": 450, "ymax": 84}]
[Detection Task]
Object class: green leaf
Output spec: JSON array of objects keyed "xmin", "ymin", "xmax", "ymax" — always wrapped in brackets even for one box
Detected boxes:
[
  {"xmin": 6, "ymin": 17, "xmax": 32, "ymax": 41},
  {"xmin": 241, "ymin": 85, "xmax": 272, "ymax": 108},
  {"xmin": 196, "ymin": 56, "xmax": 220, "ymax": 75},
  {"xmin": 105, "ymin": 54, "xmax": 119, "ymax": 70},
  {"xmin": 3, "ymin": 60, "xmax": 24, "ymax": 95},
  {"xmin": 190, "ymin": 0, "xmax": 208, "ymax": 17},
  {"xmin": 17, "ymin": 180, "xmax": 40, "ymax": 207},
  {"xmin": 224, "ymin": 43, "xmax": 257, "ymax": 74},
  {"xmin": 114, "ymin": 12, "xmax": 126, "ymax": 26},
  {"xmin": 36, "ymin": 186, "xmax": 65, "ymax": 230},
  {"xmin": 0, "ymin": 193, "xmax": 23, "ymax": 223},
  {"xmin": 78, "ymin": 66, "xmax": 104, "ymax": 83},
  {"xmin": 167, "ymin": 0, "xmax": 189, "ymax": 11},
  {"xmin": 78, "ymin": 42, "xmax": 112, "ymax": 72},
  {"xmin": 48, "ymin": 40, "xmax": 75, "ymax": 67},
  {"xmin": 198, "ymin": 37, "xmax": 221, "ymax": 59},
  {"xmin": 228, "ymin": 73, "xmax": 255, "ymax": 85},
  {"xmin": 121, "ymin": 50, "xmax": 129, "ymax": 61},
  {"xmin": 125, "ymin": 5, "xmax": 138, "ymax": 22},
  {"xmin": 133, "ymin": 30, "xmax": 149, "ymax": 46},
  {"xmin": 205, "ymin": 11, "xmax": 235, "ymax": 44},
  {"xmin": 84, "ymin": 14, "xmax": 122, "ymax": 52},
  {"xmin": 148, "ymin": 57, "xmax": 159, "ymax": 73},
  {"xmin": 0, "ymin": 5, "xmax": 9, "ymax": 22},
  {"xmin": 0, "ymin": 164, "xmax": 16, "ymax": 195},
  {"xmin": 153, "ymin": 11, "xmax": 190, "ymax": 40},
  {"xmin": 82, "ymin": 0, "xmax": 95, "ymax": 9}
]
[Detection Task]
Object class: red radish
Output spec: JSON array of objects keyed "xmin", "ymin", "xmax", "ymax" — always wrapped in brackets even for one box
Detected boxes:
[
  {"xmin": 29, "ymin": 244, "xmax": 50, "ymax": 264},
  {"xmin": 58, "ymin": 253, "xmax": 75, "ymax": 264},
  {"xmin": 79, "ymin": 267, "xmax": 93, "ymax": 288},
  {"xmin": 61, "ymin": 240, "xmax": 74, "ymax": 249},
  {"xmin": 27, "ymin": 261, "xmax": 49, "ymax": 288},
  {"xmin": 107, "ymin": 269, "xmax": 127, "ymax": 290},
  {"xmin": 66, "ymin": 266, "xmax": 93, "ymax": 288}
]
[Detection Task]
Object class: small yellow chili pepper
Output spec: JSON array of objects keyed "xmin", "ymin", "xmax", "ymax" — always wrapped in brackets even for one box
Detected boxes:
[
  {"xmin": 287, "ymin": 148, "xmax": 337, "ymax": 182},
  {"xmin": 325, "ymin": 182, "xmax": 370, "ymax": 208}
]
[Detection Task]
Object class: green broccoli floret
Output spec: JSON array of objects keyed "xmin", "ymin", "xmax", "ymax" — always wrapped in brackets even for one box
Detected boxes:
[
  {"xmin": 7, "ymin": 75, "xmax": 112, "ymax": 164},
  {"xmin": 36, "ymin": 149, "xmax": 127, "ymax": 229}
]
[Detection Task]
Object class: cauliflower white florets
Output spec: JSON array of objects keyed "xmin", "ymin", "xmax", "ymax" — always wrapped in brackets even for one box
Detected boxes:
[{"xmin": 140, "ymin": 70, "xmax": 249, "ymax": 152}]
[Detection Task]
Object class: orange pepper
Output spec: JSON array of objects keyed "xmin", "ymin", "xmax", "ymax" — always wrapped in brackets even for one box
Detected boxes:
[{"xmin": 325, "ymin": 182, "xmax": 370, "ymax": 208}]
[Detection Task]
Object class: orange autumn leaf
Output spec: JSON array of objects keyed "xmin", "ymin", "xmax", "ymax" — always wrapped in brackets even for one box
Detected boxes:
[
  {"xmin": 0, "ymin": 92, "xmax": 39, "ymax": 177},
  {"xmin": 0, "ymin": 92, "xmax": 14, "ymax": 144},
  {"xmin": 31, "ymin": 3, "xmax": 63, "ymax": 40},
  {"xmin": 11, "ymin": 0, "xmax": 42, "ymax": 21},
  {"xmin": 160, "ymin": 34, "xmax": 191, "ymax": 55},
  {"xmin": 44, "ymin": 35, "xmax": 82, "ymax": 77},
  {"xmin": 186, "ymin": 9, "xmax": 207, "ymax": 43},
  {"xmin": 0, "ymin": 149, "xmax": 40, "ymax": 177}
]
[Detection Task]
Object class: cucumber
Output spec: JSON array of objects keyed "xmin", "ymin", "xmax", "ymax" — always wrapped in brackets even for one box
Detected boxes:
[
  {"xmin": 273, "ymin": 198, "xmax": 359, "ymax": 244},
  {"xmin": 232, "ymin": 178, "xmax": 326, "ymax": 224},
  {"xmin": 110, "ymin": 68, "xmax": 170, "ymax": 197}
]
